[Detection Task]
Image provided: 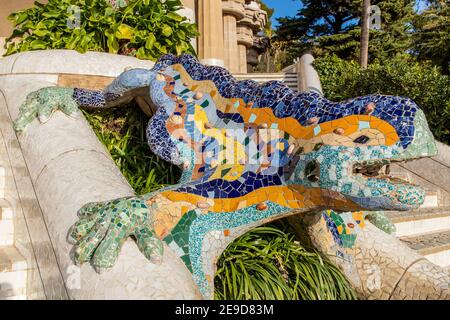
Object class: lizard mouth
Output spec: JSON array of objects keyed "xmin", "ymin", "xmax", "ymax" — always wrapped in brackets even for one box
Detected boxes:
[
  {"xmin": 348, "ymin": 108, "xmax": 437, "ymax": 211},
  {"xmin": 296, "ymin": 109, "xmax": 437, "ymax": 212},
  {"xmin": 349, "ymin": 157, "xmax": 424, "ymax": 211},
  {"xmin": 353, "ymin": 159, "xmax": 408, "ymax": 183}
]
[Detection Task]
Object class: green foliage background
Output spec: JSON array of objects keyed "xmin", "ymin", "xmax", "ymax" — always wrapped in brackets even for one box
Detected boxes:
[
  {"xmin": 413, "ymin": 2, "xmax": 450, "ymax": 73},
  {"xmin": 314, "ymin": 54, "xmax": 450, "ymax": 144},
  {"xmin": 273, "ymin": 0, "xmax": 450, "ymax": 74},
  {"xmin": 4, "ymin": 0, "xmax": 198, "ymax": 60}
]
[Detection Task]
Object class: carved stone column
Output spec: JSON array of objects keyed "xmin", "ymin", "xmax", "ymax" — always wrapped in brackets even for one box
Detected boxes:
[
  {"xmin": 236, "ymin": 25, "xmax": 253, "ymax": 73},
  {"xmin": 222, "ymin": 0, "xmax": 245, "ymax": 73},
  {"xmin": 238, "ymin": 44, "xmax": 247, "ymax": 73},
  {"xmin": 197, "ymin": 0, "xmax": 225, "ymax": 67},
  {"xmin": 236, "ymin": 1, "xmax": 267, "ymax": 73}
]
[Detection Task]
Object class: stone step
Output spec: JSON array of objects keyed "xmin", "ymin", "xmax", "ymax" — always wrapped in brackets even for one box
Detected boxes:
[
  {"xmin": 386, "ymin": 207, "xmax": 450, "ymax": 237},
  {"xmin": 400, "ymin": 229, "xmax": 450, "ymax": 268},
  {"xmin": 420, "ymin": 190, "xmax": 440, "ymax": 208},
  {"xmin": 0, "ymin": 246, "xmax": 28, "ymax": 300},
  {"xmin": 234, "ymin": 73, "xmax": 298, "ymax": 90}
]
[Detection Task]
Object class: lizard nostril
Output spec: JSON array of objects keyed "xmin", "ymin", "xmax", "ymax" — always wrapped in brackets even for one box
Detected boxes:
[
  {"xmin": 353, "ymin": 135, "xmax": 370, "ymax": 144},
  {"xmin": 305, "ymin": 160, "xmax": 320, "ymax": 182},
  {"xmin": 194, "ymin": 92, "xmax": 203, "ymax": 100}
]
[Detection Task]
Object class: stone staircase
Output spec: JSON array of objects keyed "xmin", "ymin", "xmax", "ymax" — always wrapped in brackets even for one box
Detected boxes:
[
  {"xmin": 386, "ymin": 207, "xmax": 450, "ymax": 268},
  {"xmin": 0, "ymin": 133, "xmax": 28, "ymax": 300},
  {"xmin": 385, "ymin": 156, "xmax": 450, "ymax": 268},
  {"xmin": 234, "ymin": 69, "xmax": 299, "ymax": 91}
]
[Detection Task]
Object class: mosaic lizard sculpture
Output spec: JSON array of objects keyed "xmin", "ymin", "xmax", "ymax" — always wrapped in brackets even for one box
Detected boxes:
[{"xmin": 13, "ymin": 54, "xmax": 444, "ymax": 299}]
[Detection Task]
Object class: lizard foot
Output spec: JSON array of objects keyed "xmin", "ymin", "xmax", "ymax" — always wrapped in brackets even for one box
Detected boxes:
[
  {"xmin": 365, "ymin": 211, "xmax": 396, "ymax": 235},
  {"xmin": 13, "ymin": 87, "xmax": 79, "ymax": 132},
  {"xmin": 68, "ymin": 197, "xmax": 164, "ymax": 272}
]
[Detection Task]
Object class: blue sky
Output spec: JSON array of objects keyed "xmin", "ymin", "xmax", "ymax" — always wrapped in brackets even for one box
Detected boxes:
[
  {"xmin": 264, "ymin": 0, "xmax": 429, "ymax": 28},
  {"xmin": 264, "ymin": 0, "xmax": 303, "ymax": 27}
]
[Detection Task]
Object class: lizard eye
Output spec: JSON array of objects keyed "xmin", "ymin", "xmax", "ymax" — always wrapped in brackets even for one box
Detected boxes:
[
  {"xmin": 354, "ymin": 135, "xmax": 370, "ymax": 144},
  {"xmin": 305, "ymin": 160, "xmax": 320, "ymax": 182}
]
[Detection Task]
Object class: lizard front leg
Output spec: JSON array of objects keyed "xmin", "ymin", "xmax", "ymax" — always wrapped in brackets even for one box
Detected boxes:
[
  {"xmin": 13, "ymin": 87, "xmax": 79, "ymax": 132},
  {"xmin": 13, "ymin": 68, "xmax": 158, "ymax": 133},
  {"xmin": 68, "ymin": 196, "xmax": 164, "ymax": 272}
]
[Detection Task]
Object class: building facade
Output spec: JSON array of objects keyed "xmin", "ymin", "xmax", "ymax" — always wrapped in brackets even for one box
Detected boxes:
[
  {"xmin": 180, "ymin": 0, "xmax": 267, "ymax": 73},
  {"xmin": 0, "ymin": 0, "xmax": 267, "ymax": 73}
]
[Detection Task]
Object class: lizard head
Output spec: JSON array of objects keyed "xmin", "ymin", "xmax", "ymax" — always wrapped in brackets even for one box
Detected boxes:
[{"xmin": 289, "ymin": 101, "xmax": 437, "ymax": 212}]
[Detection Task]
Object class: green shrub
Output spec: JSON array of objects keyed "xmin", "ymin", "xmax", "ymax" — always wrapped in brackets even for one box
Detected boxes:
[
  {"xmin": 313, "ymin": 54, "xmax": 450, "ymax": 144},
  {"xmin": 4, "ymin": 0, "xmax": 198, "ymax": 60},
  {"xmin": 215, "ymin": 223, "xmax": 357, "ymax": 300}
]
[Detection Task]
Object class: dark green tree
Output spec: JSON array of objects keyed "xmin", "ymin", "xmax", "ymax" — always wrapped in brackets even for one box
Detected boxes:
[
  {"xmin": 369, "ymin": 0, "xmax": 416, "ymax": 61},
  {"xmin": 275, "ymin": 0, "xmax": 417, "ymax": 64},
  {"xmin": 276, "ymin": 0, "xmax": 360, "ymax": 41},
  {"xmin": 276, "ymin": 0, "xmax": 361, "ymax": 61},
  {"xmin": 413, "ymin": 0, "xmax": 450, "ymax": 73}
]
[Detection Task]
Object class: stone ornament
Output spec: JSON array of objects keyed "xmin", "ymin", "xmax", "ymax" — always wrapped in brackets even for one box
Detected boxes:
[{"xmin": 13, "ymin": 54, "xmax": 447, "ymax": 299}]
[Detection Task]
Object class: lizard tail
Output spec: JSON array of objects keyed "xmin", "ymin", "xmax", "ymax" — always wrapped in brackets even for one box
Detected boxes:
[{"xmin": 73, "ymin": 68, "xmax": 156, "ymax": 117}]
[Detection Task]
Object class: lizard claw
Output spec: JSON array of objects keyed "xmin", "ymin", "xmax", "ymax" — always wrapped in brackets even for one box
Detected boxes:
[
  {"xmin": 13, "ymin": 87, "xmax": 78, "ymax": 133},
  {"xmin": 94, "ymin": 266, "xmax": 109, "ymax": 274},
  {"xmin": 69, "ymin": 197, "xmax": 162, "ymax": 272}
]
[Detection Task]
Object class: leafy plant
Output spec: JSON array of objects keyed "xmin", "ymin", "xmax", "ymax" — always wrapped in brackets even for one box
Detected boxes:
[
  {"xmin": 215, "ymin": 222, "xmax": 357, "ymax": 300},
  {"xmin": 314, "ymin": 53, "xmax": 450, "ymax": 144},
  {"xmin": 4, "ymin": 0, "xmax": 198, "ymax": 60},
  {"xmin": 82, "ymin": 106, "xmax": 181, "ymax": 194},
  {"xmin": 413, "ymin": 1, "xmax": 450, "ymax": 73}
]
